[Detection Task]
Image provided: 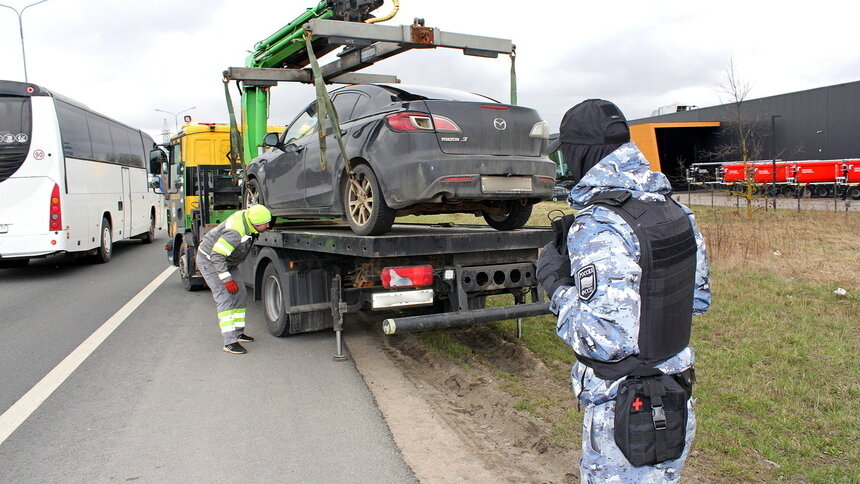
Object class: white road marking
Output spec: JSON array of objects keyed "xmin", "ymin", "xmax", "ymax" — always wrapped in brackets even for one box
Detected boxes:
[{"xmin": 0, "ymin": 266, "xmax": 177, "ymax": 446}]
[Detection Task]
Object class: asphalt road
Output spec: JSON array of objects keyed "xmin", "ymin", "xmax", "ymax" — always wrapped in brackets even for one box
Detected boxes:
[{"xmin": 0, "ymin": 233, "xmax": 416, "ymax": 483}]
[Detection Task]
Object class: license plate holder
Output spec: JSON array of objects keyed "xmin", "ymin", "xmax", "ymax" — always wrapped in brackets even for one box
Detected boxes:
[{"xmin": 480, "ymin": 176, "xmax": 532, "ymax": 193}]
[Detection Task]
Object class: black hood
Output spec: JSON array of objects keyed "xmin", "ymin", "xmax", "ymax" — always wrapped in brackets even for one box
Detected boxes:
[{"xmin": 557, "ymin": 99, "xmax": 630, "ymax": 184}]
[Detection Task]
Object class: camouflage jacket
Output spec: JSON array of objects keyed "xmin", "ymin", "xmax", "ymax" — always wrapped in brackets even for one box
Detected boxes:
[
  {"xmin": 197, "ymin": 210, "xmax": 260, "ymax": 283},
  {"xmin": 551, "ymin": 142, "xmax": 711, "ymax": 406}
]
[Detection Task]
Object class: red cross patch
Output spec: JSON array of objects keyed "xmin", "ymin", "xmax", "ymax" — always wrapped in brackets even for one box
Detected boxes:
[{"xmin": 632, "ymin": 397, "xmax": 643, "ymax": 412}]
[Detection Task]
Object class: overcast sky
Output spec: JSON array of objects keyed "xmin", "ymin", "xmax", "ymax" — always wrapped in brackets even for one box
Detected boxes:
[{"xmin": 2, "ymin": 0, "xmax": 858, "ymax": 140}]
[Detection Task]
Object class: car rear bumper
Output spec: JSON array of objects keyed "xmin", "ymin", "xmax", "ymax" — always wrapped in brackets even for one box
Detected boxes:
[{"xmin": 377, "ymin": 155, "xmax": 556, "ymax": 209}]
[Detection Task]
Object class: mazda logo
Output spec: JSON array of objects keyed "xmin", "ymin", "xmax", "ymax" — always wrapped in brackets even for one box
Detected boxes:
[{"xmin": 493, "ymin": 118, "xmax": 507, "ymax": 130}]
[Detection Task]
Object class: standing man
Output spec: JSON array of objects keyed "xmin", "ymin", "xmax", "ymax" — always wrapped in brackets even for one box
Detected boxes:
[
  {"xmin": 196, "ymin": 204, "xmax": 272, "ymax": 354},
  {"xmin": 537, "ymin": 99, "xmax": 710, "ymax": 482}
]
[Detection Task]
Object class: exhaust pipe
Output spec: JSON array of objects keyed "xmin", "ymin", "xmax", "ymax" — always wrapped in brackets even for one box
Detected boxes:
[{"xmin": 382, "ymin": 302, "xmax": 550, "ymax": 334}]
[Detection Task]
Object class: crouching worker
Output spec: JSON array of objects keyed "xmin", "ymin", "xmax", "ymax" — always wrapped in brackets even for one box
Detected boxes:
[
  {"xmin": 537, "ymin": 99, "xmax": 711, "ymax": 482},
  {"xmin": 196, "ymin": 204, "xmax": 272, "ymax": 354}
]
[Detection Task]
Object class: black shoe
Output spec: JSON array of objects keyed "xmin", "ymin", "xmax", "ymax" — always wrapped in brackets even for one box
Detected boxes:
[
  {"xmin": 223, "ymin": 343, "xmax": 247, "ymax": 354},
  {"xmin": 237, "ymin": 333, "xmax": 254, "ymax": 343}
]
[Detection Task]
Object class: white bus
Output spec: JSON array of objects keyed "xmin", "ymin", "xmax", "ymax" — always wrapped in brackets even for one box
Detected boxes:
[{"xmin": 0, "ymin": 80, "xmax": 163, "ymax": 267}]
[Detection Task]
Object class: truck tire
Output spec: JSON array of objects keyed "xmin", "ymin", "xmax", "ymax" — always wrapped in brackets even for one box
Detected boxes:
[
  {"xmin": 343, "ymin": 164, "xmax": 395, "ymax": 236},
  {"xmin": 179, "ymin": 244, "xmax": 205, "ymax": 291},
  {"xmin": 90, "ymin": 217, "xmax": 113, "ymax": 264},
  {"xmin": 139, "ymin": 211, "xmax": 156, "ymax": 244},
  {"xmin": 849, "ymin": 187, "xmax": 860, "ymax": 200},
  {"xmin": 483, "ymin": 201, "xmax": 532, "ymax": 231},
  {"xmin": 262, "ymin": 263, "xmax": 291, "ymax": 336}
]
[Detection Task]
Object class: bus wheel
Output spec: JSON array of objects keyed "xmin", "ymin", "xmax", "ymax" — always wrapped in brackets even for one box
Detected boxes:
[
  {"xmin": 140, "ymin": 212, "xmax": 156, "ymax": 244},
  {"xmin": 91, "ymin": 217, "xmax": 113, "ymax": 264}
]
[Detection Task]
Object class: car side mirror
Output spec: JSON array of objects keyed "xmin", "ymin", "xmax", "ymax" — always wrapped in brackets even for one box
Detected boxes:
[{"xmin": 263, "ymin": 132, "xmax": 283, "ymax": 150}]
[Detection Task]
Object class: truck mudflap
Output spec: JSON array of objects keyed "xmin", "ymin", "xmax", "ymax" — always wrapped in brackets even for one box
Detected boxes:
[{"xmin": 382, "ymin": 301, "xmax": 550, "ymax": 334}]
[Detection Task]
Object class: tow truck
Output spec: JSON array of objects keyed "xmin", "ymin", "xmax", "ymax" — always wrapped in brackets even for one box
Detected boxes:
[{"xmin": 158, "ymin": 0, "xmax": 553, "ymax": 357}]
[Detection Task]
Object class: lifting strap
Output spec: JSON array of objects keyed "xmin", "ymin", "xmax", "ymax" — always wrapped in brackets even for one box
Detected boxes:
[
  {"xmin": 302, "ymin": 29, "xmax": 349, "ymax": 173},
  {"xmin": 509, "ymin": 46, "xmax": 517, "ymax": 106},
  {"xmin": 223, "ymin": 76, "xmax": 245, "ymax": 186}
]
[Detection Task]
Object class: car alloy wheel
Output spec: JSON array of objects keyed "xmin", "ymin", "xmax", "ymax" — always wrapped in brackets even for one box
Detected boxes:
[{"xmin": 343, "ymin": 164, "xmax": 395, "ymax": 236}]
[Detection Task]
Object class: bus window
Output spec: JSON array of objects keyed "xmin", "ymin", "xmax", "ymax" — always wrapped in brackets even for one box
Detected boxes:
[
  {"xmin": 0, "ymin": 97, "xmax": 32, "ymax": 183},
  {"xmin": 56, "ymin": 102, "xmax": 93, "ymax": 160},
  {"xmin": 88, "ymin": 116, "xmax": 113, "ymax": 163}
]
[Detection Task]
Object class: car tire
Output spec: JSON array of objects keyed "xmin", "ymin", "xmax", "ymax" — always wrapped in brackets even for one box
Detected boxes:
[
  {"xmin": 245, "ymin": 178, "xmax": 265, "ymax": 207},
  {"xmin": 343, "ymin": 164, "xmax": 395, "ymax": 236},
  {"xmin": 262, "ymin": 263, "xmax": 291, "ymax": 337},
  {"xmin": 90, "ymin": 217, "xmax": 112, "ymax": 264},
  {"xmin": 483, "ymin": 201, "xmax": 532, "ymax": 231}
]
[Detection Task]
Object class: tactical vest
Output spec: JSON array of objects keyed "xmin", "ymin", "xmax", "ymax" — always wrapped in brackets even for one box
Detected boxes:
[{"xmin": 571, "ymin": 190, "xmax": 697, "ymax": 380}]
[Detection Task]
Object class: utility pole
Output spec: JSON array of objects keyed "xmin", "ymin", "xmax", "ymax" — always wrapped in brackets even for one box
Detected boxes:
[
  {"xmin": 155, "ymin": 106, "xmax": 196, "ymax": 134},
  {"xmin": 0, "ymin": 0, "xmax": 50, "ymax": 82}
]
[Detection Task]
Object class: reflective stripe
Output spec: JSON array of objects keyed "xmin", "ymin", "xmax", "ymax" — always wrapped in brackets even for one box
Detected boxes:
[
  {"xmin": 212, "ymin": 238, "xmax": 235, "ymax": 257},
  {"xmin": 218, "ymin": 272, "xmax": 231, "ymax": 281},
  {"xmin": 218, "ymin": 308, "xmax": 246, "ymax": 332}
]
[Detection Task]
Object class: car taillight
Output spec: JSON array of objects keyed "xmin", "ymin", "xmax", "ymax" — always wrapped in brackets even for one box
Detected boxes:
[
  {"xmin": 529, "ymin": 121, "xmax": 550, "ymax": 139},
  {"xmin": 381, "ymin": 265, "xmax": 434, "ymax": 288},
  {"xmin": 49, "ymin": 183, "xmax": 62, "ymax": 231},
  {"xmin": 385, "ymin": 112, "xmax": 461, "ymax": 133},
  {"xmin": 481, "ymin": 104, "xmax": 509, "ymax": 110}
]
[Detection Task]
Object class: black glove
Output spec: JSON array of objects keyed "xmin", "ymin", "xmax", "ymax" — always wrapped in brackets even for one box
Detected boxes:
[{"xmin": 536, "ymin": 241, "xmax": 572, "ymax": 297}]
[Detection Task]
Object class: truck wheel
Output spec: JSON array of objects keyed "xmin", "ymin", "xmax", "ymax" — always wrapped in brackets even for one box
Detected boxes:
[
  {"xmin": 343, "ymin": 164, "xmax": 395, "ymax": 236},
  {"xmin": 140, "ymin": 211, "xmax": 156, "ymax": 244},
  {"xmin": 262, "ymin": 264, "xmax": 291, "ymax": 336},
  {"xmin": 483, "ymin": 201, "xmax": 532, "ymax": 231},
  {"xmin": 179, "ymin": 245, "xmax": 205, "ymax": 291},
  {"xmin": 91, "ymin": 217, "xmax": 113, "ymax": 263},
  {"xmin": 849, "ymin": 187, "xmax": 860, "ymax": 200},
  {"xmin": 245, "ymin": 178, "xmax": 265, "ymax": 207}
]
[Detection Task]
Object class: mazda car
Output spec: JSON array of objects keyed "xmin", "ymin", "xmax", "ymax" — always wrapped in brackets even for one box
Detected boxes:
[{"xmin": 245, "ymin": 84, "xmax": 555, "ymax": 235}]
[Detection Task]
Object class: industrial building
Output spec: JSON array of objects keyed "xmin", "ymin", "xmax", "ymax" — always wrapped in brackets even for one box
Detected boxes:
[{"xmin": 628, "ymin": 80, "xmax": 860, "ymax": 190}]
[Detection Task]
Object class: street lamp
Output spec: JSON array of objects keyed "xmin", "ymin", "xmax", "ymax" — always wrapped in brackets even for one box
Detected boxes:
[
  {"xmin": 0, "ymin": 0, "xmax": 50, "ymax": 82},
  {"xmin": 155, "ymin": 106, "xmax": 196, "ymax": 133}
]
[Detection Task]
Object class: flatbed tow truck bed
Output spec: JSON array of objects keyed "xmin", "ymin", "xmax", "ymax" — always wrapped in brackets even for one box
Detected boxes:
[{"xmin": 241, "ymin": 222, "xmax": 553, "ymax": 358}]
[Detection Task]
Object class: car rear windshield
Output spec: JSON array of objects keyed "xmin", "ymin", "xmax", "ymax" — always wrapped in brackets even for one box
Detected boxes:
[
  {"xmin": 381, "ymin": 85, "xmax": 498, "ymax": 103},
  {"xmin": 0, "ymin": 96, "xmax": 32, "ymax": 183}
]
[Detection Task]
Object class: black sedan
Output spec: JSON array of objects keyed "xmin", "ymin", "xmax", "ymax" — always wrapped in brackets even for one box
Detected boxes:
[{"xmin": 245, "ymin": 84, "xmax": 556, "ymax": 235}]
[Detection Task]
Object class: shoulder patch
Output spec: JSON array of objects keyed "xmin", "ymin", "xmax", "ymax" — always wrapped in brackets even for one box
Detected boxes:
[{"xmin": 576, "ymin": 264, "xmax": 597, "ymax": 301}]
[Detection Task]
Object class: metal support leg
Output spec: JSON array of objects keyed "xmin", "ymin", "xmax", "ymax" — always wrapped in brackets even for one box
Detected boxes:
[
  {"xmin": 514, "ymin": 291, "xmax": 525, "ymax": 339},
  {"xmin": 330, "ymin": 274, "xmax": 349, "ymax": 361}
]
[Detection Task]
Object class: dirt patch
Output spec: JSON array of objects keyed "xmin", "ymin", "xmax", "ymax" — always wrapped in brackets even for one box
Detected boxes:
[{"xmin": 373, "ymin": 324, "xmax": 580, "ymax": 484}]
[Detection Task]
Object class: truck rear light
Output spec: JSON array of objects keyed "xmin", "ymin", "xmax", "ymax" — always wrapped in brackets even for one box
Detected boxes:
[
  {"xmin": 381, "ymin": 265, "xmax": 434, "ymax": 288},
  {"xmin": 385, "ymin": 112, "xmax": 461, "ymax": 133},
  {"xmin": 49, "ymin": 183, "xmax": 62, "ymax": 231}
]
